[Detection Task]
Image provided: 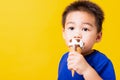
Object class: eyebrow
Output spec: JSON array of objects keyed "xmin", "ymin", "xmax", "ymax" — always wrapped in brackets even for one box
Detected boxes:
[
  {"xmin": 65, "ymin": 21, "xmax": 94, "ymax": 27},
  {"xmin": 65, "ymin": 21, "xmax": 75, "ymax": 25},
  {"xmin": 82, "ymin": 22, "xmax": 94, "ymax": 27}
]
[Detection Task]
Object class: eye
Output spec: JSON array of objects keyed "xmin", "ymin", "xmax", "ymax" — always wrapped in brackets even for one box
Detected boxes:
[
  {"xmin": 82, "ymin": 28, "xmax": 89, "ymax": 31},
  {"xmin": 68, "ymin": 27, "xmax": 74, "ymax": 30}
]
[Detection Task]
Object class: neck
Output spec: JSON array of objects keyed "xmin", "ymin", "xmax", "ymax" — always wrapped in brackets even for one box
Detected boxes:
[{"xmin": 82, "ymin": 49, "xmax": 94, "ymax": 56}]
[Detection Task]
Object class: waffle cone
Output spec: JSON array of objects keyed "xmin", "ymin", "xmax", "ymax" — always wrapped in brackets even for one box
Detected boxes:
[{"xmin": 69, "ymin": 46, "xmax": 82, "ymax": 77}]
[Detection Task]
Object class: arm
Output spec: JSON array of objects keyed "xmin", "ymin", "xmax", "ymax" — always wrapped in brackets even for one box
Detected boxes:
[{"xmin": 82, "ymin": 65, "xmax": 102, "ymax": 80}]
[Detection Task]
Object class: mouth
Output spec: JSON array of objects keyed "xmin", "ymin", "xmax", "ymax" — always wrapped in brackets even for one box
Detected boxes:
[{"xmin": 68, "ymin": 38, "xmax": 84, "ymax": 48}]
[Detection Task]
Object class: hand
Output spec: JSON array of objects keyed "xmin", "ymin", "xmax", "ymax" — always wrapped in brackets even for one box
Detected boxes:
[{"xmin": 67, "ymin": 51, "xmax": 90, "ymax": 75}]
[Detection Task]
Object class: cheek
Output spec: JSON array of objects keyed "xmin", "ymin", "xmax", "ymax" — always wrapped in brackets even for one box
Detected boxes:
[
  {"xmin": 82, "ymin": 34, "xmax": 97, "ymax": 47},
  {"xmin": 65, "ymin": 32, "xmax": 74, "ymax": 39},
  {"xmin": 63, "ymin": 33, "xmax": 72, "ymax": 45}
]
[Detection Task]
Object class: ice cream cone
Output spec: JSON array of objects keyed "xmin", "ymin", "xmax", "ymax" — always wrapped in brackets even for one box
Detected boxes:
[{"xmin": 68, "ymin": 39, "xmax": 84, "ymax": 77}]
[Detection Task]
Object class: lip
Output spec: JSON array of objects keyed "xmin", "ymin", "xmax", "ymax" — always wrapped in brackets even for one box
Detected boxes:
[{"xmin": 69, "ymin": 38, "xmax": 80, "ymax": 42}]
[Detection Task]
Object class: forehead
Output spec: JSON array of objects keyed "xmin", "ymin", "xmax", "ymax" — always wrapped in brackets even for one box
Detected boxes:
[{"xmin": 65, "ymin": 11, "xmax": 96, "ymax": 26}]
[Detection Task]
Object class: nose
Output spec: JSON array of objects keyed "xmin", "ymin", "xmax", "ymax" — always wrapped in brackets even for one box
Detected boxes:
[
  {"xmin": 74, "ymin": 35, "xmax": 81, "ymax": 38},
  {"xmin": 74, "ymin": 30, "xmax": 82, "ymax": 39}
]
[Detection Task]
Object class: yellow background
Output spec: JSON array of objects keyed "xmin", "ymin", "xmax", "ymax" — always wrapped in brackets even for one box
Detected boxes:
[{"xmin": 0, "ymin": 0, "xmax": 119, "ymax": 80}]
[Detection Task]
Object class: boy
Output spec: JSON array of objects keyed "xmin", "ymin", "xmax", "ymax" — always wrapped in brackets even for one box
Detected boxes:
[{"xmin": 58, "ymin": 0, "xmax": 116, "ymax": 80}]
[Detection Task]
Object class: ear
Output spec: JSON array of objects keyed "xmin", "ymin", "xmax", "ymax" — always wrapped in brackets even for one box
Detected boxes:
[
  {"xmin": 96, "ymin": 32, "xmax": 102, "ymax": 42},
  {"xmin": 62, "ymin": 28, "xmax": 66, "ymax": 40}
]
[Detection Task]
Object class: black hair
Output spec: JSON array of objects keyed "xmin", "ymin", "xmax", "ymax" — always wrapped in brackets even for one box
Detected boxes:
[{"xmin": 62, "ymin": 0, "xmax": 104, "ymax": 33}]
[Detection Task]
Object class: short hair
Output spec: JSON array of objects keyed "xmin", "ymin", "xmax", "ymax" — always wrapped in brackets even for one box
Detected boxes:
[{"xmin": 62, "ymin": 0, "xmax": 104, "ymax": 33}]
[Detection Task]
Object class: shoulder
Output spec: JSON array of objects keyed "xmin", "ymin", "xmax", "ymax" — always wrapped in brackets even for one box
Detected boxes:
[
  {"xmin": 85, "ymin": 50, "xmax": 110, "ymax": 63},
  {"xmin": 58, "ymin": 52, "xmax": 69, "ymax": 74},
  {"xmin": 90, "ymin": 50, "xmax": 116, "ymax": 79},
  {"xmin": 85, "ymin": 50, "xmax": 113, "ymax": 71},
  {"xmin": 58, "ymin": 52, "xmax": 69, "ymax": 68},
  {"xmin": 86, "ymin": 50, "xmax": 116, "ymax": 77},
  {"xmin": 59, "ymin": 52, "xmax": 69, "ymax": 64}
]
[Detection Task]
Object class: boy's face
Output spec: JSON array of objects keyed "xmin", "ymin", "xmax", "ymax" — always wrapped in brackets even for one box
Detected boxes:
[{"xmin": 63, "ymin": 11, "xmax": 102, "ymax": 53}]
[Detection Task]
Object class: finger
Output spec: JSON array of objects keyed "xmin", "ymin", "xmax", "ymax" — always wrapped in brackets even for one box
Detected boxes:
[
  {"xmin": 72, "ymin": 65, "xmax": 78, "ymax": 71},
  {"xmin": 68, "ymin": 52, "xmax": 74, "ymax": 55},
  {"xmin": 67, "ymin": 52, "xmax": 75, "ymax": 62},
  {"xmin": 69, "ymin": 46, "xmax": 75, "ymax": 52},
  {"xmin": 67, "ymin": 62, "xmax": 78, "ymax": 71},
  {"xmin": 67, "ymin": 59, "xmax": 75, "ymax": 64},
  {"xmin": 67, "ymin": 62, "xmax": 74, "ymax": 70}
]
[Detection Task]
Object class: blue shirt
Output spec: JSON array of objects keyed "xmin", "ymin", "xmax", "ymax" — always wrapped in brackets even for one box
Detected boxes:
[{"xmin": 58, "ymin": 50, "xmax": 116, "ymax": 80}]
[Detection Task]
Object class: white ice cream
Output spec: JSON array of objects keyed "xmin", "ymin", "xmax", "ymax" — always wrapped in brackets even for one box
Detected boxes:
[{"xmin": 68, "ymin": 39, "xmax": 84, "ymax": 48}]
